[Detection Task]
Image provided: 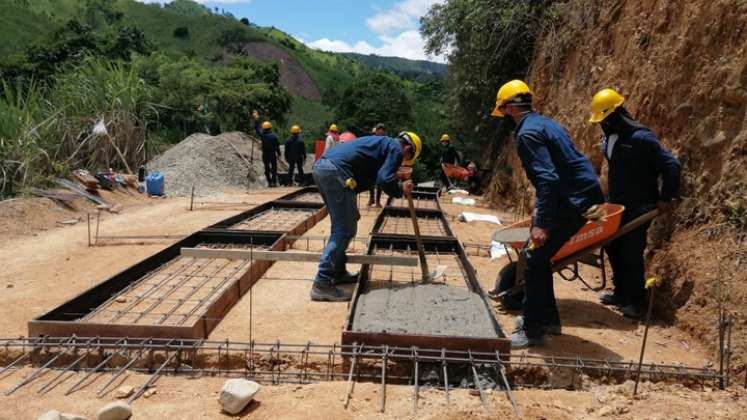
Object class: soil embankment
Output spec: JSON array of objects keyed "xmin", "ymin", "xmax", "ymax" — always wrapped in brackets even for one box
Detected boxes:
[
  {"xmin": 242, "ymin": 41, "xmax": 322, "ymax": 101},
  {"xmin": 487, "ymin": 0, "xmax": 747, "ymax": 374}
]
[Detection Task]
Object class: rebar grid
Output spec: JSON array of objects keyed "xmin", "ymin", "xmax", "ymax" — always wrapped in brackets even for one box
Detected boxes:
[
  {"xmin": 290, "ymin": 192, "xmax": 324, "ymax": 203},
  {"xmin": 388, "ymin": 197, "xmax": 440, "ymax": 210},
  {"xmin": 0, "ymin": 336, "xmax": 724, "ymax": 409},
  {"xmin": 229, "ymin": 207, "xmax": 316, "ymax": 231},
  {"xmin": 284, "ymin": 235, "xmax": 370, "ymax": 253},
  {"xmin": 378, "ymin": 215, "xmax": 447, "ymax": 237},
  {"xmin": 369, "ymin": 244, "xmax": 469, "ymax": 289},
  {"xmin": 83, "ymin": 243, "xmax": 270, "ymax": 326}
]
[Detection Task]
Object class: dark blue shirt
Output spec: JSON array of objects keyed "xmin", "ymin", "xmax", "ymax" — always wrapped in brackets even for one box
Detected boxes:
[
  {"xmin": 284, "ymin": 134, "xmax": 306, "ymax": 162},
  {"xmin": 253, "ymin": 121, "xmax": 280, "ymax": 159},
  {"xmin": 321, "ymin": 135, "xmax": 404, "ymax": 198},
  {"xmin": 604, "ymin": 127, "xmax": 680, "ymax": 209},
  {"xmin": 515, "ymin": 112, "xmax": 604, "ymax": 229}
]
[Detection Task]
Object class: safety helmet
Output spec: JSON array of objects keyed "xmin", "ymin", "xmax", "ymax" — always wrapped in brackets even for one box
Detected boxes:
[
  {"xmin": 329, "ymin": 123, "xmax": 338, "ymax": 133},
  {"xmin": 589, "ymin": 88, "xmax": 625, "ymax": 123},
  {"xmin": 440, "ymin": 133, "xmax": 450, "ymax": 143},
  {"xmin": 290, "ymin": 125, "xmax": 301, "ymax": 134},
  {"xmin": 491, "ymin": 80, "xmax": 533, "ymax": 117},
  {"xmin": 398, "ymin": 131, "xmax": 422, "ymax": 167},
  {"xmin": 262, "ymin": 121, "xmax": 272, "ymax": 130}
]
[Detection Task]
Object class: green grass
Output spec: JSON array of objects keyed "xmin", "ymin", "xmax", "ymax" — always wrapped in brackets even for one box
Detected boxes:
[{"xmin": 282, "ymin": 96, "xmax": 333, "ymax": 140}]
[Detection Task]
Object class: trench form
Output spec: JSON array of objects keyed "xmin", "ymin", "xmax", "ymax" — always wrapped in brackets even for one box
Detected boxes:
[{"xmin": 2, "ymin": 186, "xmax": 730, "ymax": 409}]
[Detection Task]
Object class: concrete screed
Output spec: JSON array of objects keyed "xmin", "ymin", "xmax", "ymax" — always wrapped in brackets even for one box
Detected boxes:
[{"xmin": 352, "ymin": 283, "xmax": 498, "ymax": 337}]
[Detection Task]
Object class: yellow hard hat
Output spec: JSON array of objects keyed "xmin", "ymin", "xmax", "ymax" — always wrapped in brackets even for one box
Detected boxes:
[
  {"xmin": 589, "ymin": 88, "xmax": 625, "ymax": 123},
  {"xmin": 329, "ymin": 124, "xmax": 338, "ymax": 132},
  {"xmin": 440, "ymin": 133, "xmax": 450, "ymax": 142},
  {"xmin": 262, "ymin": 121, "xmax": 272, "ymax": 130},
  {"xmin": 491, "ymin": 79, "xmax": 533, "ymax": 117},
  {"xmin": 290, "ymin": 125, "xmax": 301, "ymax": 134},
  {"xmin": 398, "ymin": 131, "xmax": 422, "ymax": 167}
]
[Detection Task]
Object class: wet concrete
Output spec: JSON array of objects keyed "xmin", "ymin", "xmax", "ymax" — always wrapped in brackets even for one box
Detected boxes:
[{"xmin": 352, "ymin": 284, "xmax": 499, "ymax": 338}]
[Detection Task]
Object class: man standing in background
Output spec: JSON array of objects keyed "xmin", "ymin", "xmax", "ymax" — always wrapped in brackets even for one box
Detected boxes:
[
  {"xmin": 439, "ymin": 133, "xmax": 459, "ymax": 190},
  {"xmin": 252, "ymin": 111, "xmax": 281, "ymax": 187},
  {"xmin": 367, "ymin": 123, "xmax": 386, "ymax": 207},
  {"xmin": 323, "ymin": 124, "xmax": 341, "ymax": 153},
  {"xmin": 285, "ymin": 124, "xmax": 307, "ymax": 186}
]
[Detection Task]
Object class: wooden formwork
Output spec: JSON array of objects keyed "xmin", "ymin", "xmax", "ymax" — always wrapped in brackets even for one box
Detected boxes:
[{"xmin": 29, "ymin": 189, "xmax": 328, "ymax": 339}]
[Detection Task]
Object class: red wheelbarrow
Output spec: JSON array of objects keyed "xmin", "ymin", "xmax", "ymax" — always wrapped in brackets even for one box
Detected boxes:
[{"xmin": 488, "ymin": 203, "xmax": 658, "ymax": 309}]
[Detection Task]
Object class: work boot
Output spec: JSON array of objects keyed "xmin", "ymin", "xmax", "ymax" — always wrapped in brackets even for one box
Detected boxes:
[
  {"xmin": 599, "ymin": 290, "xmax": 624, "ymax": 306},
  {"xmin": 310, "ymin": 282, "xmax": 352, "ymax": 302},
  {"xmin": 621, "ymin": 304, "xmax": 645, "ymax": 319},
  {"xmin": 333, "ymin": 271, "xmax": 359, "ymax": 285},
  {"xmin": 510, "ymin": 328, "xmax": 544, "ymax": 349},
  {"xmin": 515, "ymin": 316, "xmax": 561, "ymax": 336}
]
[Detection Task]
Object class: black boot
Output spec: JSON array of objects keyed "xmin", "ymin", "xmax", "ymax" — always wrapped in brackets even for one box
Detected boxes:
[{"xmin": 310, "ymin": 282, "xmax": 352, "ymax": 302}]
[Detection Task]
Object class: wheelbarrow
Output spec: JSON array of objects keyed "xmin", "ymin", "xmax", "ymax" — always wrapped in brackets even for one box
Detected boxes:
[{"xmin": 488, "ymin": 204, "xmax": 658, "ymax": 309}]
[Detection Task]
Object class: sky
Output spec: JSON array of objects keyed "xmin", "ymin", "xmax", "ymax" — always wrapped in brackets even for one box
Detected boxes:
[{"xmin": 137, "ymin": 0, "xmax": 446, "ymax": 62}]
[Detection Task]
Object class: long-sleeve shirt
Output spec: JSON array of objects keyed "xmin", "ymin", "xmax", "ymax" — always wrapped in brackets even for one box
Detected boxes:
[
  {"xmin": 441, "ymin": 144, "xmax": 459, "ymax": 165},
  {"xmin": 254, "ymin": 121, "xmax": 280, "ymax": 160},
  {"xmin": 514, "ymin": 112, "xmax": 604, "ymax": 229},
  {"xmin": 604, "ymin": 127, "xmax": 680, "ymax": 208},
  {"xmin": 284, "ymin": 134, "xmax": 306, "ymax": 162},
  {"xmin": 324, "ymin": 132, "xmax": 340, "ymax": 153},
  {"xmin": 320, "ymin": 135, "xmax": 404, "ymax": 198}
]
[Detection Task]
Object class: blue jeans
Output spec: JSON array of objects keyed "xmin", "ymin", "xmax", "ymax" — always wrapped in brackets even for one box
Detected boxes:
[
  {"xmin": 522, "ymin": 214, "xmax": 587, "ymax": 336},
  {"xmin": 313, "ymin": 158, "xmax": 358, "ymax": 285}
]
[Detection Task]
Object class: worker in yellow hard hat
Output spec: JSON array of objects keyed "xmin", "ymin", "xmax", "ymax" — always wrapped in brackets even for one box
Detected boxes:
[
  {"xmin": 310, "ymin": 130, "xmax": 422, "ymax": 302},
  {"xmin": 489, "ymin": 80, "xmax": 604, "ymax": 349},
  {"xmin": 324, "ymin": 123, "xmax": 340, "ymax": 153},
  {"xmin": 251, "ymin": 110, "xmax": 281, "ymax": 187},
  {"xmin": 438, "ymin": 133, "xmax": 460, "ymax": 190},
  {"xmin": 589, "ymin": 88, "xmax": 681, "ymax": 319},
  {"xmin": 367, "ymin": 123, "xmax": 387, "ymax": 207},
  {"xmin": 284, "ymin": 125, "xmax": 306, "ymax": 186}
]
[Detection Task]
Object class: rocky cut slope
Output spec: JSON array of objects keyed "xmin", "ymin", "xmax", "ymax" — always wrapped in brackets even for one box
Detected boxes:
[{"xmin": 495, "ymin": 0, "xmax": 747, "ymax": 375}]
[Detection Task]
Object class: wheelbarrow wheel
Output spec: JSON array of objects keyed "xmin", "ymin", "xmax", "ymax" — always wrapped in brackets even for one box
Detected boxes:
[{"xmin": 490, "ymin": 261, "xmax": 524, "ymax": 310}]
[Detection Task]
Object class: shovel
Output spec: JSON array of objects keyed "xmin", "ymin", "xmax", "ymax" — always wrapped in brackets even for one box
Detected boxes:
[{"xmin": 405, "ymin": 190, "xmax": 447, "ymax": 283}]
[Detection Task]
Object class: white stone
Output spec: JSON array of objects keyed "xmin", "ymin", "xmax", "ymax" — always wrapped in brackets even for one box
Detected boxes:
[
  {"xmin": 115, "ymin": 385, "xmax": 135, "ymax": 399},
  {"xmin": 61, "ymin": 414, "xmax": 89, "ymax": 420},
  {"xmin": 96, "ymin": 401, "xmax": 132, "ymax": 420},
  {"xmin": 218, "ymin": 379, "xmax": 261, "ymax": 414},
  {"xmin": 37, "ymin": 410, "xmax": 61, "ymax": 420}
]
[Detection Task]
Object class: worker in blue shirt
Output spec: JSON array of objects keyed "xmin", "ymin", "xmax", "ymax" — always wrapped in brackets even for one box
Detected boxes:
[
  {"xmin": 252, "ymin": 112, "xmax": 281, "ymax": 187},
  {"xmin": 284, "ymin": 125, "xmax": 306, "ymax": 186},
  {"xmin": 589, "ymin": 88, "xmax": 681, "ymax": 318},
  {"xmin": 491, "ymin": 80, "xmax": 604, "ymax": 348},
  {"xmin": 310, "ymin": 132, "xmax": 422, "ymax": 301}
]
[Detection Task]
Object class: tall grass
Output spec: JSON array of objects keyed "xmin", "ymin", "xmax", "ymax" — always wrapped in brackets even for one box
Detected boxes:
[{"xmin": 0, "ymin": 56, "xmax": 155, "ymax": 198}]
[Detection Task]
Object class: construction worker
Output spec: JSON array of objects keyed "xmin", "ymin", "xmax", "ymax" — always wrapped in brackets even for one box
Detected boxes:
[
  {"xmin": 252, "ymin": 114, "xmax": 281, "ymax": 187},
  {"xmin": 439, "ymin": 133, "xmax": 459, "ymax": 190},
  {"xmin": 367, "ymin": 123, "xmax": 386, "ymax": 207},
  {"xmin": 323, "ymin": 124, "xmax": 340, "ymax": 153},
  {"xmin": 285, "ymin": 125, "xmax": 306, "ymax": 186},
  {"xmin": 491, "ymin": 80, "xmax": 604, "ymax": 348},
  {"xmin": 589, "ymin": 88, "xmax": 681, "ymax": 318},
  {"xmin": 310, "ymin": 131, "xmax": 422, "ymax": 301}
]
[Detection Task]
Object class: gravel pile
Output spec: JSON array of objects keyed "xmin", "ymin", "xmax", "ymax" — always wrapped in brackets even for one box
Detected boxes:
[{"xmin": 147, "ymin": 132, "xmax": 287, "ymax": 196}]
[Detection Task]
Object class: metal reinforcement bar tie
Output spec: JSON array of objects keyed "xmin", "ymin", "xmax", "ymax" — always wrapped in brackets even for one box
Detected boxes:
[{"xmin": 4, "ymin": 336, "xmax": 78, "ymax": 396}]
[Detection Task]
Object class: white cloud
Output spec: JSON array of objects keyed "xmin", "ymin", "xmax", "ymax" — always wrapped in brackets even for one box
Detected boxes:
[
  {"xmin": 366, "ymin": 0, "xmax": 441, "ymax": 36},
  {"xmin": 304, "ymin": 0, "xmax": 446, "ymax": 62}
]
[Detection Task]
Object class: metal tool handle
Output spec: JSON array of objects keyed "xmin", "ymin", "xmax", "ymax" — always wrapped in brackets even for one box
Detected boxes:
[{"xmin": 406, "ymin": 190, "xmax": 431, "ymax": 283}]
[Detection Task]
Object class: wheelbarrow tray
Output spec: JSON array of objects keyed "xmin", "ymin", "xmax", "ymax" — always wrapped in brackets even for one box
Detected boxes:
[{"xmin": 493, "ymin": 203, "xmax": 625, "ymax": 262}]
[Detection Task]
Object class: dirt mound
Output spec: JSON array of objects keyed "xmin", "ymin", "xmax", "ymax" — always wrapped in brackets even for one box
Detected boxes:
[
  {"xmin": 486, "ymin": 0, "xmax": 747, "ymax": 374},
  {"xmin": 147, "ymin": 131, "xmax": 287, "ymax": 196},
  {"xmin": 242, "ymin": 42, "xmax": 322, "ymax": 101}
]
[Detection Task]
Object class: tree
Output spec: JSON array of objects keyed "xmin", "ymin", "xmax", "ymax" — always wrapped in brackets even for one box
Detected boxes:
[
  {"xmin": 421, "ymin": 0, "xmax": 556, "ymax": 160},
  {"xmin": 333, "ymin": 72, "xmax": 414, "ymax": 136},
  {"xmin": 240, "ymin": 17, "xmax": 250, "ymax": 26}
]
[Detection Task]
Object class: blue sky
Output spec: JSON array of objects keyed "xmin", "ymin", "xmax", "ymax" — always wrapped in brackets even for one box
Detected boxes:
[{"xmin": 138, "ymin": 0, "xmax": 446, "ymax": 62}]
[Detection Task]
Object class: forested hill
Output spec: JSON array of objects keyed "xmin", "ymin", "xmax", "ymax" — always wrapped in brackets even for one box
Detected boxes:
[{"xmin": 343, "ymin": 53, "xmax": 447, "ymax": 81}]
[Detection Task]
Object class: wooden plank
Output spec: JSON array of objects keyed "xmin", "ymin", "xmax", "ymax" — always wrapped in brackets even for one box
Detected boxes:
[{"xmin": 180, "ymin": 248, "xmax": 418, "ymax": 266}]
